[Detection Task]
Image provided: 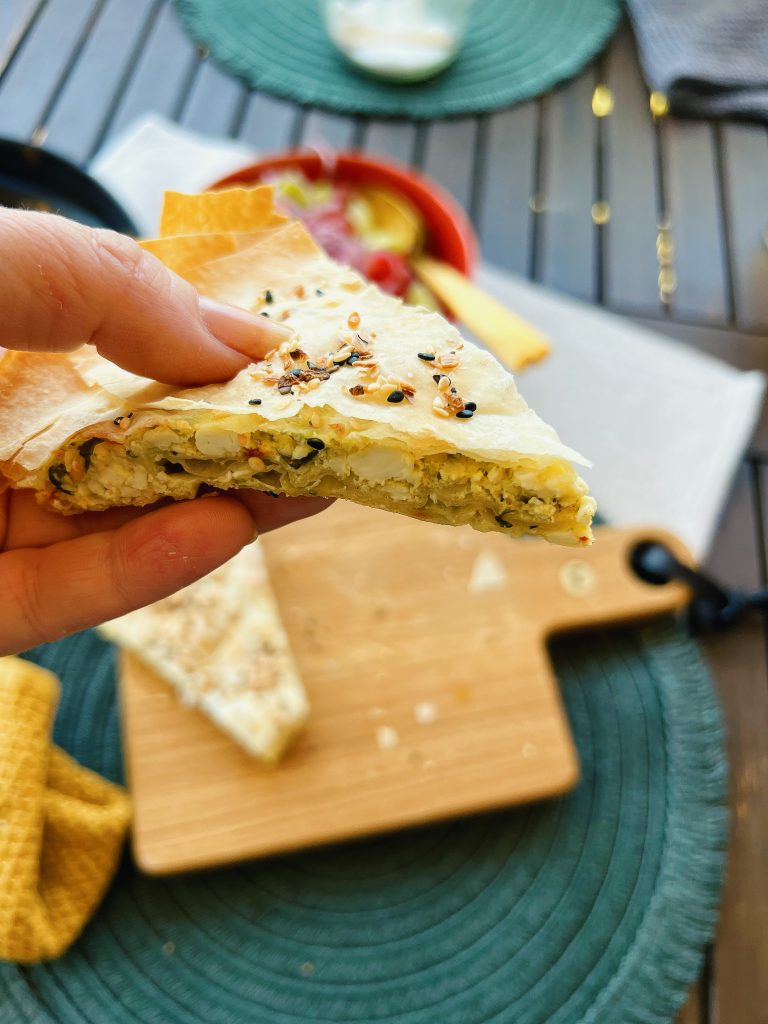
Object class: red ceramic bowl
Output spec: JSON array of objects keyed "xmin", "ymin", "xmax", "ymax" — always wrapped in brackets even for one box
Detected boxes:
[{"xmin": 210, "ymin": 150, "xmax": 478, "ymax": 278}]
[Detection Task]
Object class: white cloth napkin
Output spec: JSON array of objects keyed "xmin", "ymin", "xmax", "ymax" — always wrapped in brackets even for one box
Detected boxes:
[
  {"xmin": 92, "ymin": 115, "xmax": 254, "ymax": 237},
  {"xmin": 91, "ymin": 115, "xmax": 765, "ymax": 560}
]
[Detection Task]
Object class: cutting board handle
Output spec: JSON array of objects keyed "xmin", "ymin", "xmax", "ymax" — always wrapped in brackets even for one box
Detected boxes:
[{"xmin": 537, "ymin": 527, "xmax": 691, "ymax": 640}]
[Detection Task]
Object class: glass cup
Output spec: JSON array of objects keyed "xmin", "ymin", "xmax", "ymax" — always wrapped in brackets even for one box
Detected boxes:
[{"xmin": 321, "ymin": 0, "xmax": 475, "ymax": 83}]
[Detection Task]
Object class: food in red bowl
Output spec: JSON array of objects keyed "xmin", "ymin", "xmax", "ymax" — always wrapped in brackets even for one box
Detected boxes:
[{"xmin": 210, "ymin": 151, "xmax": 478, "ymax": 311}]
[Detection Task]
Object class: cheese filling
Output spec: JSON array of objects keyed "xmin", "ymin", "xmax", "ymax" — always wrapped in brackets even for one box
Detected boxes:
[{"xmin": 40, "ymin": 414, "xmax": 594, "ymax": 541}]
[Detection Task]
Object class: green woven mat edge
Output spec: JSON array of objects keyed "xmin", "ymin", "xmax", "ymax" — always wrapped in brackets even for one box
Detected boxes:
[
  {"xmin": 586, "ymin": 621, "xmax": 728, "ymax": 1023},
  {"xmin": 0, "ymin": 620, "xmax": 728, "ymax": 1024},
  {"xmin": 172, "ymin": 0, "xmax": 622, "ymax": 119}
]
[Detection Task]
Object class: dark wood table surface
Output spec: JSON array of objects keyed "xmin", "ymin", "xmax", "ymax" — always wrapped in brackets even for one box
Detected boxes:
[{"xmin": 1, "ymin": 2, "xmax": 766, "ymax": 1021}]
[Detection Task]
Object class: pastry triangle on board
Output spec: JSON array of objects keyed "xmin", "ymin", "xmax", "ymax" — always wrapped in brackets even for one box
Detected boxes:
[
  {"xmin": 0, "ymin": 187, "xmax": 595, "ymax": 544},
  {"xmin": 100, "ymin": 542, "xmax": 309, "ymax": 763}
]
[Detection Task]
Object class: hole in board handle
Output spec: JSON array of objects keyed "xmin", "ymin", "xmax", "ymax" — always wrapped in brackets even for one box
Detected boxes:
[{"xmin": 629, "ymin": 541, "xmax": 678, "ymax": 586}]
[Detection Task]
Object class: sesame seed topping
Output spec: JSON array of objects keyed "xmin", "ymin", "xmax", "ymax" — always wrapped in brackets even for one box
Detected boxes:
[
  {"xmin": 307, "ymin": 438, "xmax": 325, "ymax": 450},
  {"xmin": 387, "ymin": 390, "xmax": 405, "ymax": 403},
  {"xmin": 456, "ymin": 409, "xmax": 474, "ymax": 419},
  {"xmin": 436, "ymin": 354, "xmax": 459, "ymax": 370},
  {"xmin": 260, "ymin": 311, "xmax": 270, "ymax": 317},
  {"xmin": 248, "ymin": 398, "xmax": 262, "ymax": 406},
  {"xmin": 417, "ymin": 352, "xmax": 436, "ymax": 361},
  {"xmin": 464, "ymin": 401, "xmax": 477, "ymax": 411},
  {"xmin": 332, "ymin": 347, "xmax": 353, "ymax": 365},
  {"xmin": 264, "ymin": 290, "xmax": 273, "ymax": 303},
  {"xmin": 315, "ymin": 288, "xmax": 325, "ymax": 296},
  {"xmin": 432, "ymin": 373, "xmax": 442, "ymax": 384}
]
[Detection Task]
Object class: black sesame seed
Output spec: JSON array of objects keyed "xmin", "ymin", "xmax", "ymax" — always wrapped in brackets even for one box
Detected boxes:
[
  {"xmin": 418, "ymin": 352, "xmax": 436, "ymax": 361},
  {"xmin": 307, "ymin": 438, "xmax": 325, "ymax": 450},
  {"xmin": 248, "ymin": 398, "xmax": 262, "ymax": 406},
  {"xmin": 260, "ymin": 311, "xmax": 270, "ymax": 317},
  {"xmin": 456, "ymin": 409, "xmax": 474, "ymax": 419},
  {"xmin": 264, "ymin": 289, "xmax": 274, "ymax": 303},
  {"xmin": 291, "ymin": 368, "xmax": 303, "ymax": 377},
  {"xmin": 387, "ymin": 390, "xmax": 405, "ymax": 404},
  {"xmin": 432, "ymin": 374, "xmax": 442, "ymax": 384},
  {"xmin": 315, "ymin": 288, "xmax": 325, "ymax": 296},
  {"xmin": 495, "ymin": 513, "xmax": 514, "ymax": 529},
  {"xmin": 278, "ymin": 386, "xmax": 293, "ymax": 395},
  {"xmin": 347, "ymin": 352, "xmax": 360, "ymax": 364},
  {"xmin": 464, "ymin": 401, "xmax": 477, "ymax": 412}
]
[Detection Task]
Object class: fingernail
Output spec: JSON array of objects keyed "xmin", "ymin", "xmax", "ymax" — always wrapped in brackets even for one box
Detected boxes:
[{"xmin": 199, "ymin": 296, "xmax": 293, "ymax": 361}]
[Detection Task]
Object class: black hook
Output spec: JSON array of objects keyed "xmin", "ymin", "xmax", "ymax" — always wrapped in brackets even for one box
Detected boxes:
[{"xmin": 630, "ymin": 541, "xmax": 768, "ymax": 632}]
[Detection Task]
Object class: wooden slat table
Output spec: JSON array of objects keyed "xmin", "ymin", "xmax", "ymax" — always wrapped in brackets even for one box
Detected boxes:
[{"xmin": 1, "ymin": 4, "xmax": 766, "ymax": 1020}]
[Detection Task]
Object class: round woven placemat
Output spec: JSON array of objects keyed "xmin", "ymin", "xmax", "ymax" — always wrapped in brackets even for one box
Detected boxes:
[
  {"xmin": 173, "ymin": 0, "xmax": 621, "ymax": 119},
  {"xmin": 1, "ymin": 622, "xmax": 726, "ymax": 1024}
]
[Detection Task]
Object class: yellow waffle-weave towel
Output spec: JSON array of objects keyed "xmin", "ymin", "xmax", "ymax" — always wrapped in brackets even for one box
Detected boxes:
[{"xmin": 0, "ymin": 656, "xmax": 131, "ymax": 963}]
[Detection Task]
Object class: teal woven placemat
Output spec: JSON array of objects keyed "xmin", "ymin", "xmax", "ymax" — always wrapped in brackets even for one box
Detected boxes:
[
  {"xmin": 2, "ymin": 621, "xmax": 726, "ymax": 1024},
  {"xmin": 173, "ymin": 0, "xmax": 622, "ymax": 119}
]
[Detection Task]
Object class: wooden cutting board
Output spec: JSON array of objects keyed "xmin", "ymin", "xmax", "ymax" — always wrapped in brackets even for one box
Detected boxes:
[{"xmin": 120, "ymin": 504, "xmax": 691, "ymax": 874}]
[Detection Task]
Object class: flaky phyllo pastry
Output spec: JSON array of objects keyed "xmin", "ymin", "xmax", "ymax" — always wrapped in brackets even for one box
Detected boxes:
[
  {"xmin": 100, "ymin": 542, "xmax": 309, "ymax": 763},
  {"xmin": 0, "ymin": 187, "xmax": 595, "ymax": 544}
]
